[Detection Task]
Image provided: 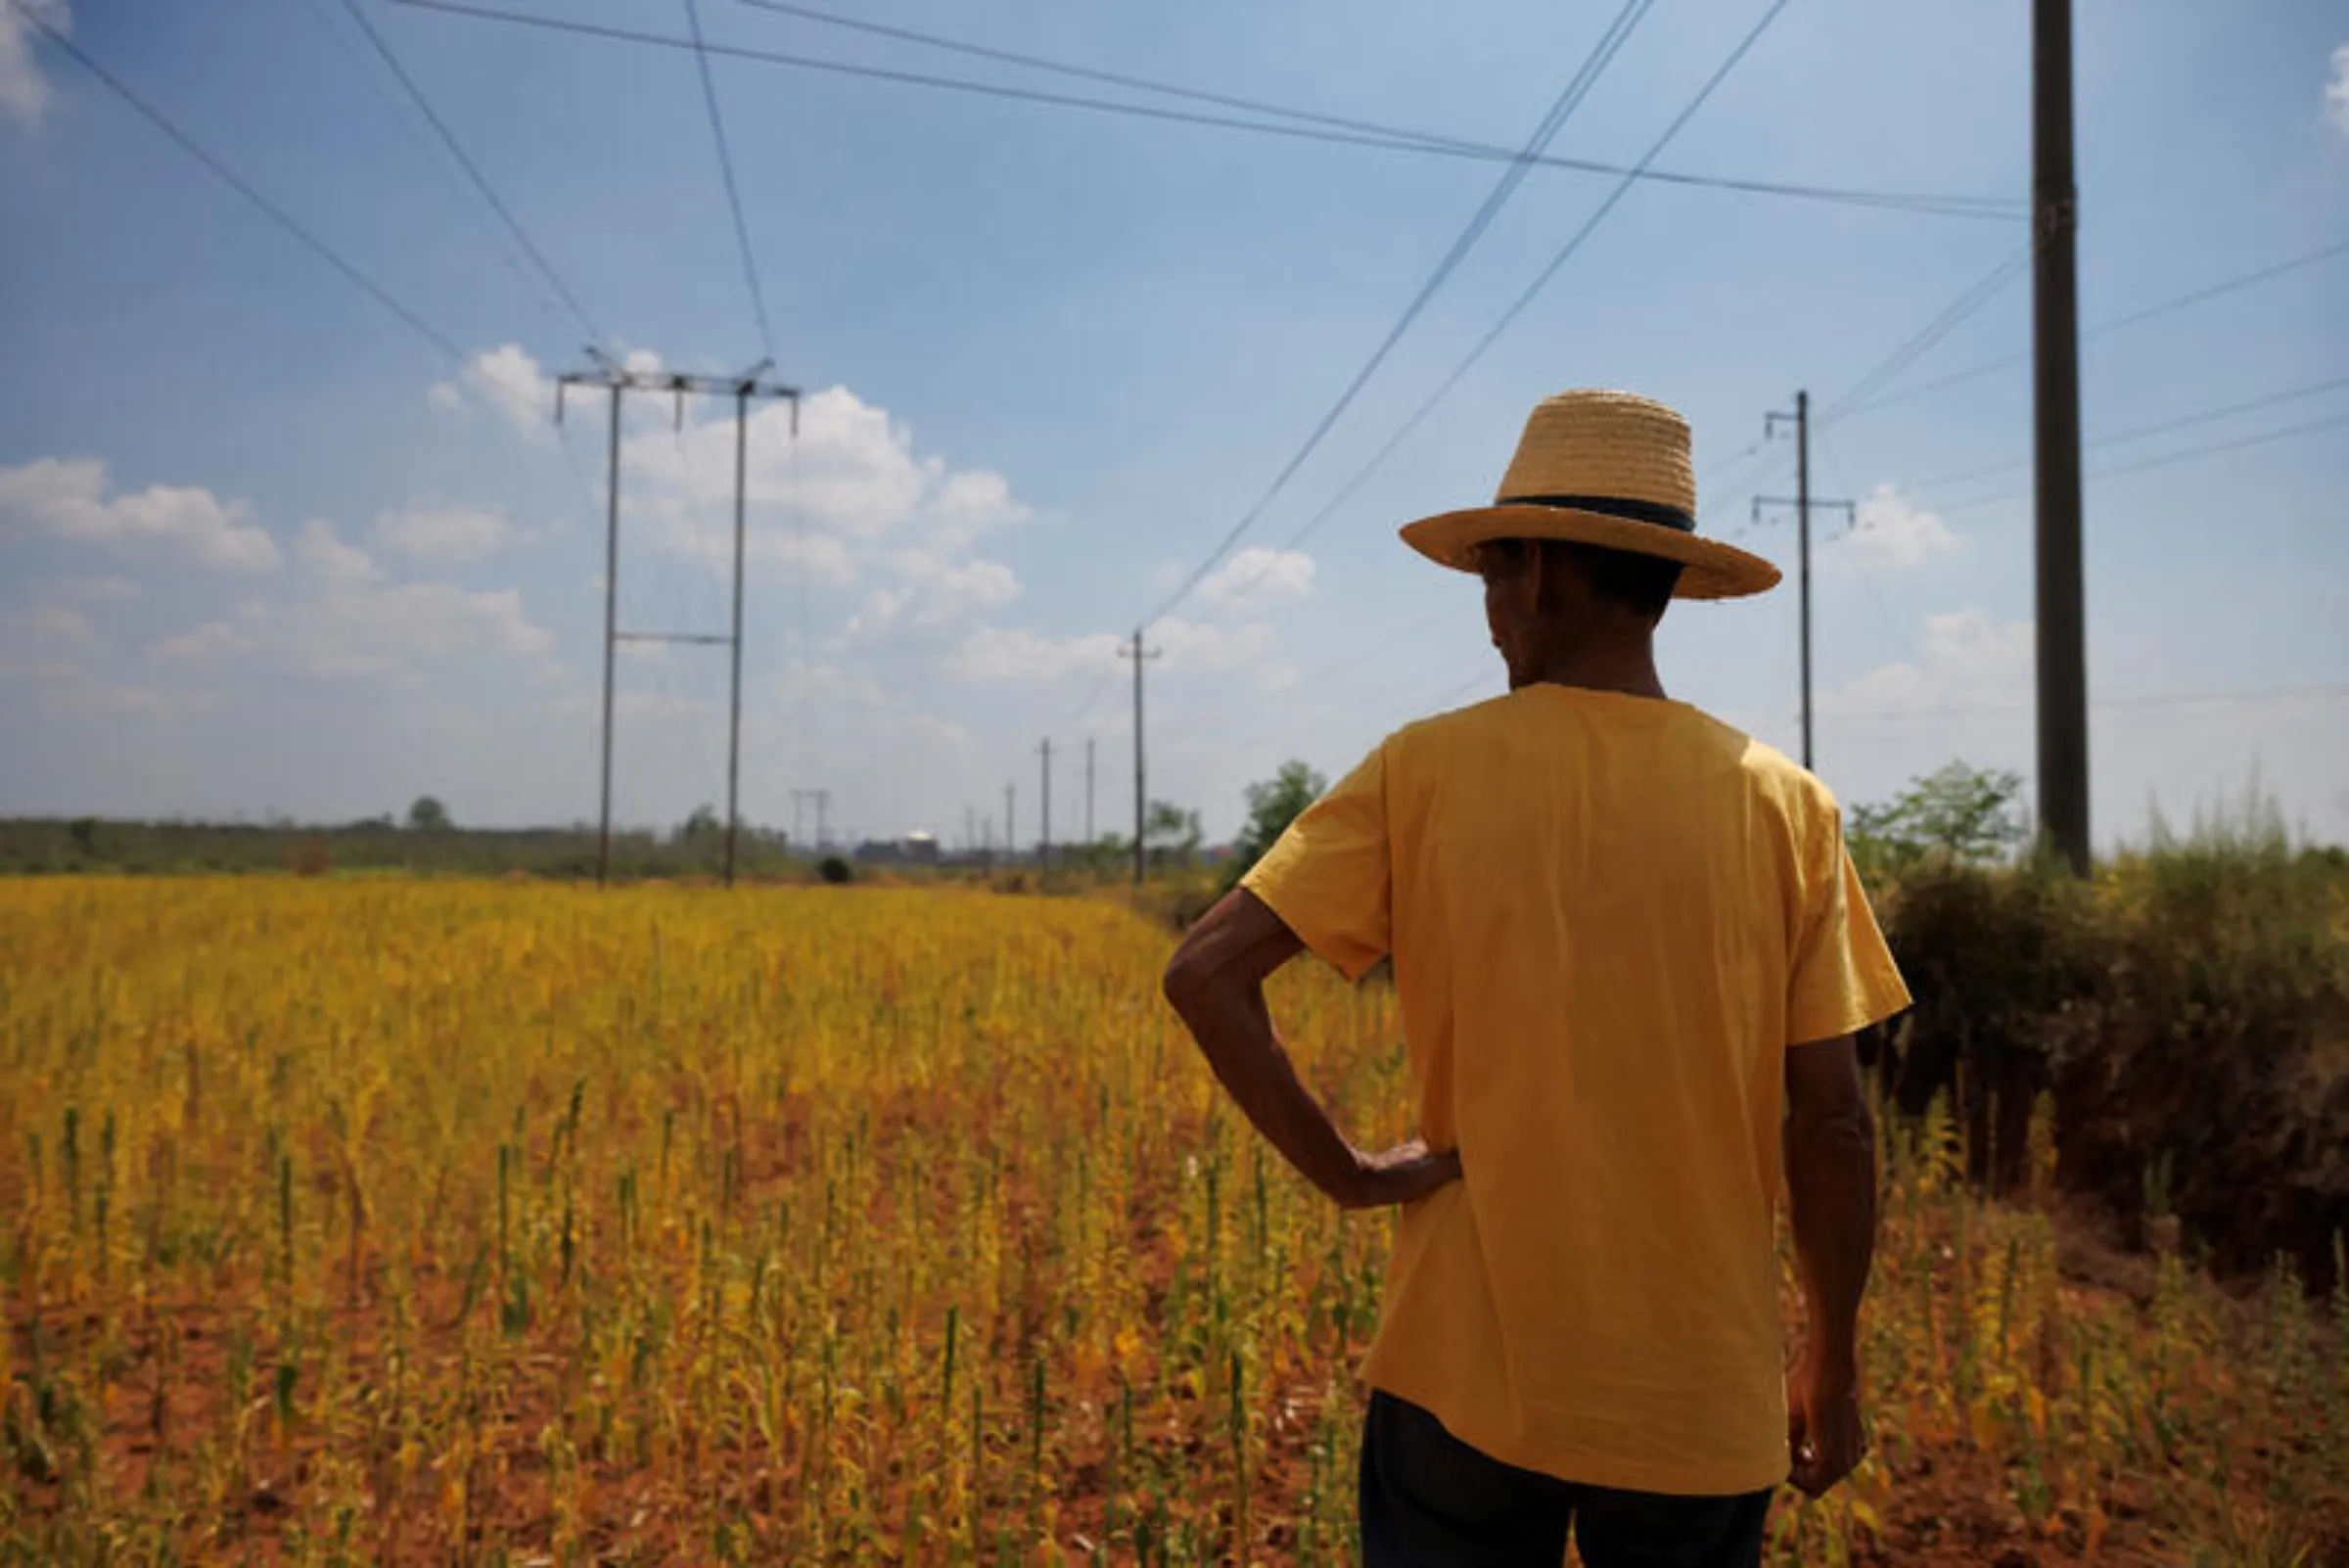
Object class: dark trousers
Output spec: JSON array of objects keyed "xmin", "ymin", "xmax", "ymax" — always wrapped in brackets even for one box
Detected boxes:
[{"xmin": 1359, "ymin": 1392, "xmax": 1773, "ymax": 1568}]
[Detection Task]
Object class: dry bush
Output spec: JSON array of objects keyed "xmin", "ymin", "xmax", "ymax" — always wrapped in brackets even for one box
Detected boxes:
[{"xmin": 1874, "ymin": 812, "xmax": 2349, "ymax": 1285}]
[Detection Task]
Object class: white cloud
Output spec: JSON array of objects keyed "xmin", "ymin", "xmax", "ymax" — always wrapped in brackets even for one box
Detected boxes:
[
  {"xmin": 295, "ymin": 520, "xmax": 383, "ymax": 588},
  {"xmin": 53, "ymin": 574, "xmax": 139, "ymax": 603},
  {"xmin": 80, "ymin": 682, "xmax": 196, "ymax": 717},
  {"xmin": 1197, "ymin": 546, "xmax": 1315, "ymax": 614},
  {"xmin": 1155, "ymin": 615, "xmax": 1286, "ymax": 681},
  {"xmin": 655, "ymin": 504, "xmax": 857, "ymax": 586},
  {"xmin": 843, "ymin": 548, "xmax": 1021, "ymax": 640},
  {"xmin": 1818, "ymin": 606, "xmax": 2032, "ymax": 718},
  {"xmin": 430, "ymin": 344, "xmax": 555, "ymax": 442},
  {"xmin": 149, "ymin": 525, "xmax": 550, "ymax": 682},
  {"xmin": 2327, "ymin": 42, "xmax": 2349, "ymax": 137},
  {"xmin": 261, "ymin": 580, "xmax": 553, "ymax": 680},
  {"xmin": 627, "ymin": 385, "xmax": 1030, "ymax": 545},
  {"xmin": 950, "ymin": 625, "xmax": 1126, "ymax": 683},
  {"xmin": 1838, "ymin": 484, "xmax": 1959, "ymax": 572},
  {"xmin": 949, "ymin": 615, "xmax": 1287, "ymax": 687},
  {"xmin": 0, "ymin": 600, "xmax": 92, "ymax": 650},
  {"xmin": 374, "ymin": 502, "xmax": 522, "ymax": 562},
  {"xmin": 152, "ymin": 616, "xmax": 255, "ymax": 663},
  {"xmin": 773, "ymin": 388, "xmax": 930, "ymax": 534},
  {"xmin": 0, "ymin": 1, "xmax": 67, "ymax": 131},
  {"xmin": 0, "ymin": 456, "xmax": 280, "ymax": 571},
  {"xmin": 925, "ymin": 469, "xmax": 1032, "ymax": 547}
]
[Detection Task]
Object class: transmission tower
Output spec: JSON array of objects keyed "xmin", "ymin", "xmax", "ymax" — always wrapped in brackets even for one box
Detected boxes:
[{"xmin": 557, "ymin": 349, "xmax": 799, "ymax": 887}]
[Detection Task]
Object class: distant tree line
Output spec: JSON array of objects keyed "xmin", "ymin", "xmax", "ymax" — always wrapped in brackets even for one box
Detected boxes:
[{"xmin": 0, "ymin": 796, "xmax": 804, "ymax": 880}]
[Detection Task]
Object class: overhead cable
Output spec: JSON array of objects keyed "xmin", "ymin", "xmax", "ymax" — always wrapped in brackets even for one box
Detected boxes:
[
  {"xmin": 8, "ymin": 0, "xmax": 461, "ymax": 360},
  {"xmin": 332, "ymin": 0, "xmax": 603, "ymax": 345},
  {"xmin": 1815, "ymin": 242, "xmax": 2036, "ymax": 426},
  {"xmin": 1246, "ymin": 0, "xmax": 1797, "ymax": 576},
  {"xmin": 1702, "ymin": 239, "xmax": 2040, "ymax": 507},
  {"xmin": 1135, "ymin": 0, "xmax": 1656, "ymax": 632},
  {"xmin": 1911, "ymin": 372, "xmax": 2349, "ymax": 489},
  {"xmin": 683, "ymin": 0, "xmax": 778, "ymax": 360},
  {"xmin": 391, "ymin": 0, "xmax": 2021, "ymax": 221},
  {"xmin": 730, "ymin": 0, "xmax": 2018, "ymax": 221},
  {"xmin": 1935, "ymin": 409, "xmax": 2349, "ymax": 514},
  {"xmin": 1825, "ymin": 682, "xmax": 2349, "ymax": 727},
  {"xmin": 1835, "ymin": 235, "xmax": 2349, "ymax": 421}
]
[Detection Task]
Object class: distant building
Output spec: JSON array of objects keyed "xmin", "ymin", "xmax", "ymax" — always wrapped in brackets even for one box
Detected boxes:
[{"xmin": 852, "ymin": 831, "xmax": 942, "ymax": 866}]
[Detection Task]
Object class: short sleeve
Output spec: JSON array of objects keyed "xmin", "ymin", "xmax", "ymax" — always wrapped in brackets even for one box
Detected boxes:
[
  {"xmin": 1786, "ymin": 806, "xmax": 1912, "ymax": 1045},
  {"xmin": 1240, "ymin": 742, "xmax": 1392, "ymax": 982}
]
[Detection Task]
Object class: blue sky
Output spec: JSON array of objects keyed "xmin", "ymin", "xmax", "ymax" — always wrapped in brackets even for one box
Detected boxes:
[{"xmin": 3, "ymin": 0, "xmax": 2345, "ymax": 849}]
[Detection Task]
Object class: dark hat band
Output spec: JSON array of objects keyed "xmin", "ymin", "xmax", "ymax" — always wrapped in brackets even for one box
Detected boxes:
[{"xmin": 1497, "ymin": 492, "xmax": 1696, "ymax": 534}]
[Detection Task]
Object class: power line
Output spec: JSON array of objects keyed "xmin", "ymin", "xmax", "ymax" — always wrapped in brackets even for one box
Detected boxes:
[
  {"xmin": 741, "ymin": 0, "xmax": 1466, "ymax": 142},
  {"xmin": 1250, "ymin": 0, "xmax": 1797, "ymax": 570},
  {"xmin": 287, "ymin": 0, "xmax": 610, "ymax": 549},
  {"xmin": 1816, "ymin": 242, "xmax": 2035, "ymax": 426},
  {"xmin": 2090, "ymin": 237, "xmax": 2349, "ymax": 336},
  {"xmin": 1705, "ymin": 238, "xmax": 2042, "ymax": 508},
  {"xmin": 304, "ymin": 0, "xmax": 625, "ymax": 644},
  {"xmin": 390, "ymin": 0, "xmax": 2022, "ymax": 221},
  {"xmin": 1936, "ymin": 408, "xmax": 2349, "ymax": 515},
  {"xmin": 295, "ymin": 0, "xmax": 556, "ymax": 322},
  {"xmin": 1911, "ymin": 372, "xmax": 2349, "ymax": 490},
  {"xmin": 1834, "ymin": 234, "xmax": 2349, "ymax": 421},
  {"xmin": 1826, "ymin": 682, "xmax": 2349, "ymax": 727},
  {"xmin": 330, "ymin": 0, "xmax": 603, "ymax": 346},
  {"xmin": 2091, "ymin": 408, "xmax": 2349, "ymax": 480},
  {"xmin": 682, "ymin": 0, "xmax": 777, "ymax": 360},
  {"xmin": 9, "ymin": 0, "xmax": 460, "ymax": 360},
  {"xmin": 731, "ymin": 0, "xmax": 2020, "ymax": 224},
  {"xmin": 1720, "ymin": 233, "xmax": 2348, "ymax": 525},
  {"xmin": 1138, "ymin": 0, "xmax": 1655, "ymax": 629}
]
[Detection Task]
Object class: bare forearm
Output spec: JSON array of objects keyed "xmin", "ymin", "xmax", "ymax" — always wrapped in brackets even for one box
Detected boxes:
[
  {"xmin": 1784, "ymin": 1101, "xmax": 1878, "ymax": 1371},
  {"xmin": 1167, "ymin": 970, "xmax": 1363, "ymax": 1204},
  {"xmin": 1163, "ymin": 890, "xmax": 1456, "ymax": 1212}
]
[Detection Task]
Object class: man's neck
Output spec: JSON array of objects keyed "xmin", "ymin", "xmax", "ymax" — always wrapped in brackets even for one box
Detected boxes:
[{"xmin": 1520, "ymin": 636, "xmax": 1667, "ymax": 701}]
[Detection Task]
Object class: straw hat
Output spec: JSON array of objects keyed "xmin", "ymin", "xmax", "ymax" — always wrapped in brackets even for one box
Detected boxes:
[{"xmin": 1400, "ymin": 390, "xmax": 1779, "ymax": 600}]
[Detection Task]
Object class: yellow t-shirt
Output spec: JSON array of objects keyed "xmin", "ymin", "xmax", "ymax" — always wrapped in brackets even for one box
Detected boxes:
[{"xmin": 1241, "ymin": 684, "xmax": 1911, "ymax": 1497}]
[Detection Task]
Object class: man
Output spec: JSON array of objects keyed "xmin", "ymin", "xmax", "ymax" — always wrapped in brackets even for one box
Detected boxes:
[{"xmin": 1162, "ymin": 390, "xmax": 1909, "ymax": 1567}]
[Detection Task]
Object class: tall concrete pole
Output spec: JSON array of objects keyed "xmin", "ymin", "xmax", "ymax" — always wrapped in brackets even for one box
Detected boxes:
[
  {"xmin": 2035, "ymin": 0, "xmax": 2091, "ymax": 873},
  {"xmin": 597, "ymin": 383, "xmax": 622, "ymax": 888}
]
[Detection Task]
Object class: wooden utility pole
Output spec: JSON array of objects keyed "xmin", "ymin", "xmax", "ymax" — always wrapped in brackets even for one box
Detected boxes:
[
  {"xmin": 1120, "ymin": 632, "xmax": 1160, "ymax": 885},
  {"xmin": 557, "ymin": 350, "xmax": 798, "ymax": 888},
  {"xmin": 1757, "ymin": 391, "xmax": 1852, "ymax": 773},
  {"xmin": 1036, "ymin": 737, "xmax": 1054, "ymax": 868},
  {"xmin": 1084, "ymin": 737, "xmax": 1095, "ymax": 845},
  {"xmin": 1004, "ymin": 781, "xmax": 1016, "ymax": 865},
  {"xmin": 2035, "ymin": 0, "xmax": 2091, "ymax": 873}
]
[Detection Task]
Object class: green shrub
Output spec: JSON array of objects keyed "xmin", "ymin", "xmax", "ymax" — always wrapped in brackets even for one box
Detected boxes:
[{"xmin": 1874, "ymin": 798, "xmax": 2349, "ymax": 1285}]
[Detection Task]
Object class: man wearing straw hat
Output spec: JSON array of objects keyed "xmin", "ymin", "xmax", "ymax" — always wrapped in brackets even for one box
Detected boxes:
[{"xmin": 1164, "ymin": 391, "xmax": 1909, "ymax": 1565}]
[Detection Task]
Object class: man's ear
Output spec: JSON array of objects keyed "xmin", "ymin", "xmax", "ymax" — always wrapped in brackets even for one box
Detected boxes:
[{"xmin": 1528, "ymin": 540, "xmax": 1565, "ymax": 616}]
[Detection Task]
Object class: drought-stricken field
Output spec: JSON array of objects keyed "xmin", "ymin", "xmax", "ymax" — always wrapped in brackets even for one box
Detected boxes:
[{"xmin": 1, "ymin": 880, "xmax": 2343, "ymax": 1564}]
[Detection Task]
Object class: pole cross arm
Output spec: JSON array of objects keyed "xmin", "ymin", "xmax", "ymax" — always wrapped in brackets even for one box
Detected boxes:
[
  {"xmin": 557, "ymin": 366, "xmax": 801, "ymax": 401},
  {"xmin": 1752, "ymin": 495, "xmax": 1856, "ymax": 514}
]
